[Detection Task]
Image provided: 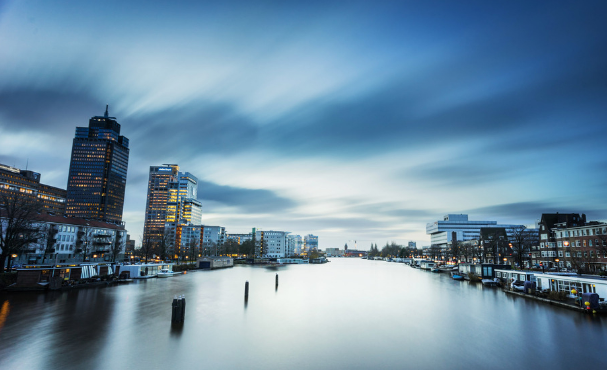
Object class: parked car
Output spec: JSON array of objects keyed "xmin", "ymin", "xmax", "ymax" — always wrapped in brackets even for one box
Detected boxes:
[{"xmin": 559, "ymin": 268, "xmax": 568, "ymax": 272}]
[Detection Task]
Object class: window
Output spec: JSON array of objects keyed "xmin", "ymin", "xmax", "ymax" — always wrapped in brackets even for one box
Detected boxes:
[
  {"xmin": 565, "ymin": 251, "xmax": 571, "ymax": 257},
  {"xmin": 558, "ymin": 251, "xmax": 563, "ymax": 257}
]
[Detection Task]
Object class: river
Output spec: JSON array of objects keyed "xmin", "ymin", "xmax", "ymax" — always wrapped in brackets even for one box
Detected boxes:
[{"xmin": 1, "ymin": 258, "xmax": 606, "ymax": 369}]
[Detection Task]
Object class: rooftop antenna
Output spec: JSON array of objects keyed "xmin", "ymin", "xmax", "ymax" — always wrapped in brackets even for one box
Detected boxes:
[
  {"xmin": 104, "ymin": 104, "xmax": 109, "ymax": 118},
  {"xmin": 26, "ymin": 158, "xmax": 29, "ymax": 170}
]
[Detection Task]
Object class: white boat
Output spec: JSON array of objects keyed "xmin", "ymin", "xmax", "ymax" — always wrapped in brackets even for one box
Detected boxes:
[
  {"xmin": 481, "ymin": 278, "xmax": 500, "ymax": 287},
  {"xmin": 157, "ymin": 269, "xmax": 176, "ymax": 278}
]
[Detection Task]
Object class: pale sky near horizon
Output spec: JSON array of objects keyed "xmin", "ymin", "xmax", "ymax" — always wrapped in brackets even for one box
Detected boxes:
[{"xmin": 1, "ymin": 0, "xmax": 606, "ymax": 249}]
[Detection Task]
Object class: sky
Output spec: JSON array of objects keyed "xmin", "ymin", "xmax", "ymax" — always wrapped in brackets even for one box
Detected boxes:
[{"xmin": 1, "ymin": 0, "xmax": 606, "ymax": 249}]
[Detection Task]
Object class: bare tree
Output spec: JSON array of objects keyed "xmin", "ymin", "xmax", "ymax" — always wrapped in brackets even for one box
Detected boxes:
[
  {"xmin": 110, "ymin": 231, "xmax": 124, "ymax": 262},
  {"xmin": 139, "ymin": 235, "xmax": 155, "ymax": 263},
  {"xmin": 155, "ymin": 231, "xmax": 172, "ymax": 261},
  {"xmin": 510, "ymin": 225, "xmax": 537, "ymax": 268},
  {"xmin": 76, "ymin": 227, "xmax": 95, "ymax": 262},
  {"xmin": 41, "ymin": 223, "xmax": 59, "ymax": 263},
  {"xmin": 187, "ymin": 237, "xmax": 199, "ymax": 261},
  {"xmin": 0, "ymin": 194, "xmax": 43, "ymax": 272}
]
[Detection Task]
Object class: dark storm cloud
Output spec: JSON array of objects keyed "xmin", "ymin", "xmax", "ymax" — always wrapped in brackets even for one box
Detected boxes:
[
  {"xmin": 0, "ymin": 89, "xmax": 103, "ymax": 133},
  {"xmin": 197, "ymin": 180, "xmax": 296, "ymax": 213},
  {"xmin": 466, "ymin": 202, "xmax": 605, "ymax": 222},
  {"xmin": 126, "ymin": 102, "xmax": 259, "ymax": 161}
]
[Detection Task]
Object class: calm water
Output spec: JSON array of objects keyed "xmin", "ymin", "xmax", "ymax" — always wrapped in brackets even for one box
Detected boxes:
[{"xmin": 1, "ymin": 259, "xmax": 606, "ymax": 369}]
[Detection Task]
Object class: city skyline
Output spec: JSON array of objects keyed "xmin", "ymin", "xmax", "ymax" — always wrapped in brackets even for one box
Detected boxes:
[{"xmin": 1, "ymin": 1, "xmax": 607, "ymax": 247}]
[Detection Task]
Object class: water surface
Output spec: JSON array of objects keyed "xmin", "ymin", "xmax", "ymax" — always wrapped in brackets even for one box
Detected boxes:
[{"xmin": 1, "ymin": 259, "xmax": 605, "ymax": 369}]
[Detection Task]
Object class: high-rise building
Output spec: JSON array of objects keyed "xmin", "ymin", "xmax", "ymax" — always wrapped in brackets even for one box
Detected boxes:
[
  {"xmin": 66, "ymin": 106, "xmax": 129, "ymax": 224},
  {"xmin": 0, "ymin": 163, "xmax": 67, "ymax": 214},
  {"xmin": 143, "ymin": 164, "xmax": 203, "ymax": 250}
]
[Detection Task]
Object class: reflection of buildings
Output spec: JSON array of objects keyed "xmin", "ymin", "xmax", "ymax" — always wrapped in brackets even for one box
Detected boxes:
[
  {"xmin": 426, "ymin": 214, "xmax": 524, "ymax": 248},
  {"xmin": 143, "ymin": 164, "xmax": 203, "ymax": 256},
  {"xmin": 66, "ymin": 106, "xmax": 129, "ymax": 224},
  {"xmin": 0, "ymin": 163, "xmax": 66, "ymax": 214}
]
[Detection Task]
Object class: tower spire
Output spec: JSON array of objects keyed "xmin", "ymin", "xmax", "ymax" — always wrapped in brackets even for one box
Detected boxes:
[{"xmin": 104, "ymin": 104, "xmax": 109, "ymax": 118}]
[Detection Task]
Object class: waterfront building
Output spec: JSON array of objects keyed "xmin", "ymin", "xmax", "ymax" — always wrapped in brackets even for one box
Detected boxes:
[
  {"xmin": 66, "ymin": 106, "xmax": 129, "ymax": 224},
  {"xmin": 202, "ymin": 225, "xmax": 226, "ymax": 255},
  {"xmin": 143, "ymin": 164, "xmax": 203, "ymax": 252},
  {"xmin": 426, "ymin": 214, "xmax": 525, "ymax": 248},
  {"xmin": 255, "ymin": 230, "xmax": 290, "ymax": 258},
  {"xmin": 407, "ymin": 241, "xmax": 417, "ymax": 249},
  {"xmin": 226, "ymin": 233, "xmax": 252, "ymax": 244},
  {"xmin": 304, "ymin": 234, "xmax": 319, "ymax": 252},
  {"xmin": 325, "ymin": 248, "xmax": 344, "ymax": 257},
  {"xmin": 538, "ymin": 213, "xmax": 586, "ymax": 269},
  {"xmin": 1, "ymin": 213, "xmax": 126, "ymax": 264},
  {"xmin": 288, "ymin": 234, "xmax": 303, "ymax": 255},
  {"xmin": 550, "ymin": 221, "xmax": 607, "ymax": 272},
  {"xmin": 0, "ymin": 163, "xmax": 67, "ymax": 214}
]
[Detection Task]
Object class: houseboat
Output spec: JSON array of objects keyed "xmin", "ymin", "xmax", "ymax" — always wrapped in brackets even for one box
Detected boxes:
[
  {"xmin": 118, "ymin": 263, "xmax": 173, "ymax": 279},
  {"xmin": 197, "ymin": 256, "xmax": 234, "ymax": 270}
]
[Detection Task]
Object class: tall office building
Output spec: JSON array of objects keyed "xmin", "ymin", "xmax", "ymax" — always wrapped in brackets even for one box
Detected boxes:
[
  {"xmin": 66, "ymin": 106, "xmax": 129, "ymax": 223},
  {"xmin": 143, "ymin": 165, "xmax": 203, "ymax": 247}
]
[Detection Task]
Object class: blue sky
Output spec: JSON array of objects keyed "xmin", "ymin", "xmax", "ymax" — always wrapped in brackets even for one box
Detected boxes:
[{"xmin": 1, "ymin": 0, "xmax": 606, "ymax": 248}]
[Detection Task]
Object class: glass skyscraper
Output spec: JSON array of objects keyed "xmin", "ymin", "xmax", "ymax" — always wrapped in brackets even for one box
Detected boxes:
[
  {"xmin": 66, "ymin": 106, "xmax": 129, "ymax": 224},
  {"xmin": 143, "ymin": 164, "xmax": 202, "ymax": 251}
]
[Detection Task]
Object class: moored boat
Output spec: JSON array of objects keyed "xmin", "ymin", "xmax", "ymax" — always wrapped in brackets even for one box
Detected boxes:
[
  {"xmin": 451, "ymin": 271, "xmax": 464, "ymax": 280},
  {"xmin": 157, "ymin": 268, "xmax": 176, "ymax": 278}
]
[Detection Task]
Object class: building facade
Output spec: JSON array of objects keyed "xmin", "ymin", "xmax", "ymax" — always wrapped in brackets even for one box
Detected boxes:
[
  {"xmin": 66, "ymin": 106, "xmax": 129, "ymax": 223},
  {"xmin": 304, "ymin": 234, "xmax": 318, "ymax": 252},
  {"xmin": 1, "ymin": 213, "xmax": 126, "ymax": 264},
  {"xmin": 548, "ymin": 220, "xmax": 606, "ymax": 272},
  {"xmin": 0, "ymin": 163, "xmax": 67, "ymax": 214},
  {"xmin": 202, "ymin": 225, "xmax": 226, "ymax": 255},
  {"xmin": 426, "ymin": 214, "xmax": 524, "ymax": 248},
  {"xmin": 143, "ymin": 164, "xmax": 203, "ymax": 253},
  {"xmin": 255, "ymin": 230, "xmax": 290, "ymax": 258}
]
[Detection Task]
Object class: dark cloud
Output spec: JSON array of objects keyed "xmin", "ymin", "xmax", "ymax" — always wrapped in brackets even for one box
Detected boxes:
[
  {"xmin": 466, "ymin": 202, "xmax": 605, "ymax": 223},
  {"xmin": 404, "ymin": 161, "xmax": 514, "ymax": 187},
  {"xmin": 197, "ymin": 180, "xmax": 296, "ymax": 213},
  {"xmin": 0, "ymin": 89, "xmax": 104, "ymax": 134},
  {"xmin": 126, "ymin": 102, "xmax": 259, "ymax": 161}
]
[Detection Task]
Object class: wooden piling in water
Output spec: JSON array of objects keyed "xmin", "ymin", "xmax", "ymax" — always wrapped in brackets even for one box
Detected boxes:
[
  {"xmin": 245, "ymin": 281, "xmax": 249, "ymax": 301},
  {"xmin": 275, "ymin": 273, "xmax": 279, "ymax": 288},
  {"xmin": 171, "ymin": 295, "xmax": 186, "ymax": 323}
]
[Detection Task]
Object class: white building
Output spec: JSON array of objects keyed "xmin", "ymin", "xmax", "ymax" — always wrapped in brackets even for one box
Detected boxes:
[
  {"xmin": 288, "ymin": 234, "xmax": 302, "ymax": 255},
  {"xmin": 426, "ymin": 214, "xmax": 524, "ymax": 248},
  {"xmin": 1, "ymin": 213, "xmax": 126, "ymax": 264},
  {"xmin": 202, "ymin": 225, "xmax": 226, "ymax": 255},
  {"xmin": 256, "ymin": 230, "xmax": 290, "ymax": 258},
  {"xmin": 227, "ymin": 233, "xmax": 252, "ymax": 244}
]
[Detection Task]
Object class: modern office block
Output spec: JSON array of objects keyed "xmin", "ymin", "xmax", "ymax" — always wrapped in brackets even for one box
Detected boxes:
[{"xmin": 66, "ymin": 106, "xmax": 129, "ymax": 224}]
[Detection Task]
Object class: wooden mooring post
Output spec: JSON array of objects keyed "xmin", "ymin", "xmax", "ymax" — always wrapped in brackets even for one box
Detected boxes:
[
  {"xmin": 171, "ymin": 295, "xmax": 186, "ymax": 323},
  {"xmin": 245, "ymin": 281, "xmax": 249, "ymax": 302},
  {"xmin": 275, "ymin": 273, "xmax": 279, "ymax": 288}
]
